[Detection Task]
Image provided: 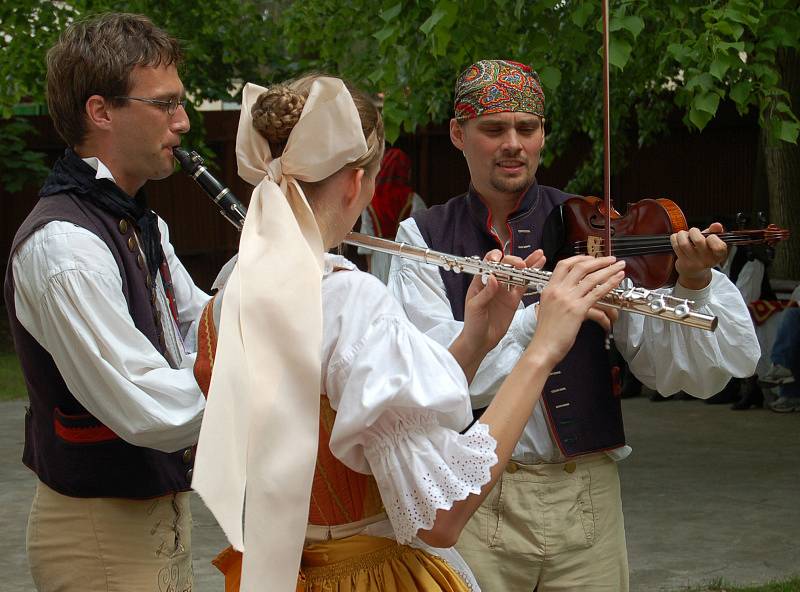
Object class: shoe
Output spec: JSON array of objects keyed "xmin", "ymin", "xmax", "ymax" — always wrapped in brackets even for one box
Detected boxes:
[
  {"xmin": 706, "ymin": 378, "xmax": 740, "ymax": 404},
  {"xmin": 759, "ymin": 364, "xmax": 795, "ymax": 386},
  {"xmin": 769, "ymin": 396, "xmax": 800, "ymax": 413},
  {"xmin": 620, "ymin": 374, "xmax": 642, "ymax": 399},
  {"xmin": 731, "ymin": 381, "xmax": 764, "ymax": 410}
]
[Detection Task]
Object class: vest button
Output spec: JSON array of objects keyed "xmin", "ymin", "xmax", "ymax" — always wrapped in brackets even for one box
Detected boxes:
[
  {"xmin": 505, "ymin": 461, "xmax": 519, "ymax": 474},
  {"xmin": 186, "ymin": 468, "xmax": 193, "ymax": 482},
  {"xmin": 145, "ymin": 274, "xmax": 153, "ymax": 289},
  {"xmin": 118, "ymin": 219, "xmax": 129, "ymax": 234},
  {"xmin": 182, "ymin": 448, "xmax": 193, "ymax": 464},
  {"xmin": 137, "ymin": 253, "xmax": 145, "ymax": 269},
  {"xmin": 564, "ymin": 461, "xmax": 577, "ymax": 474},
  {"xmin": 127, "ymin": 236, "xmax": 137, "ymax": 252}
]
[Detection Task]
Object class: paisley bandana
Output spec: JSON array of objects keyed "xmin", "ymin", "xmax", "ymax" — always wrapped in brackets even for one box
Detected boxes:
[{"xmin": 454, "ymin": 59, "xmax": 545, "ymax": 121}]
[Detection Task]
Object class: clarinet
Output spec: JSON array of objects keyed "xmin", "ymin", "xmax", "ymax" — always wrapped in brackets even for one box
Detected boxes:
[
  {"xmin": 174, "ymin": 148, "xmax": 717, "ymax": 331},
  {"xmin": 173, "ymin": 147, "xmax": 247, "ymax": 231},
  {"xmin": 343, "ymin": 232, "xmax": 718, "ymax": 332}
]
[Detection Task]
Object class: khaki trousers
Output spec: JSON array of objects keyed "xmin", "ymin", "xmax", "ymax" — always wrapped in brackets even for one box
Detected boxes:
[
  {"xmin": 455, "ymin": 454, "xmax": 628, "ymax": 592},
  {"xmin": 27, "ymin": 480, "xmax": 193, "ymax": 592}
]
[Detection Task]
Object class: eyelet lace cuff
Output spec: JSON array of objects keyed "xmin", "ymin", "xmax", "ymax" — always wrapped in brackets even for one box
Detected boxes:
[{"xmin": 364, "ymin": 417, "xmax": 497, "ymax": 545}]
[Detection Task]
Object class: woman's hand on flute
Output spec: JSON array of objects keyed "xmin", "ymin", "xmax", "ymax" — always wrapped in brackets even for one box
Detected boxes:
[{"xmin": 527, "ymin": 255, "xmax": 625, "ymax": 369}]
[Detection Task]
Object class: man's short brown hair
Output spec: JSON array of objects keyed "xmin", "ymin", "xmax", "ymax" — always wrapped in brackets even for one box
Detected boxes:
[{"xmin": 46, "ymin": 12, "xmax": 182, "ymax": 147}]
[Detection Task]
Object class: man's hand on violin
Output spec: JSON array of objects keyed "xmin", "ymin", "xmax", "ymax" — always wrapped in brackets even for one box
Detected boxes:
[{"xmin": 671, "ymin": 222, "xmax": 727, "ymax": 290}]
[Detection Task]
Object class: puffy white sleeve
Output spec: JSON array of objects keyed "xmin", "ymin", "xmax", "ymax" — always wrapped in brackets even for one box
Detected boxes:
[
  {"xmin": 614, "ymin": 269, "xmax": 760, "ymax": 397},
  {"xmin": 322, "ymin": 270, "xmax": 498, "ymax": 543},
  {"xmin": 387, "ymin": 217, "xmax": 536, "ymax": 408},
  {"xmin": 12, "ymin": 222, "xmax": 206, "ymax": 452}
]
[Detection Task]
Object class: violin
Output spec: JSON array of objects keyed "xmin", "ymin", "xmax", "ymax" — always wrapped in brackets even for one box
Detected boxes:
[
  {"xmin": 560, "ymin": 196, "xmax": 789, "ymax": 289},
  {"xmin": 571, "ymin": 2, "xmax": 789, "ymax": 291}
]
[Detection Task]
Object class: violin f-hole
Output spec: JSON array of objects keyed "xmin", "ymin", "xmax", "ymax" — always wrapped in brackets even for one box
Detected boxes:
[{"xmin": 589, "ymin": 213, "xmax": 616, "ymax": 234}]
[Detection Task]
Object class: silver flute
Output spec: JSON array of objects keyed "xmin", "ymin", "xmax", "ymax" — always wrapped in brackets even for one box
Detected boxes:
[
  {"xmin": 173, "ymin": 150, "xmax": 716, "ymax": 331},
  {"xmin": 344, "ymin": 232, "xmax": 718, "ymax": 332}
]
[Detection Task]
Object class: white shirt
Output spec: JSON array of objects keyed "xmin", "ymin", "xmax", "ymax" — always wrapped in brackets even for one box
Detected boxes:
[
  {"xmin": 388, "ymin": 217, "xmax": 761, "ymax": 463},
  {"xmin": 319, "ymin": 254, "xmax": 497, "ymax": 590},
  {"xmin": 719, "ymin": 244, "xmax": 766, "ymax": 304},
  {"xmin": 11, "ymin": 159, "xmax": 210, "ymax": 452}
]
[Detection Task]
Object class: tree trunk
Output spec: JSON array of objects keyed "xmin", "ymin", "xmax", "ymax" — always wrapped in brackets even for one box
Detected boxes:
[{"xmin": 763, "ymin": 47, "xmax": 800, "ymax": 281}]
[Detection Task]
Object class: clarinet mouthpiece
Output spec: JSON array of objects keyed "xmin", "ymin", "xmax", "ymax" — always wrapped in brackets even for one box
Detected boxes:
[{"xmin": 172, "ymin": 146, "xmax": 194, "ymax": 170}]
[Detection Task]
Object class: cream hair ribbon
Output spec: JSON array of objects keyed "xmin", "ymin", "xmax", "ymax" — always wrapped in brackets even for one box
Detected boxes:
[{"xmin": 192, "ymin": 78, "xmax": 369, "ymax": 592}]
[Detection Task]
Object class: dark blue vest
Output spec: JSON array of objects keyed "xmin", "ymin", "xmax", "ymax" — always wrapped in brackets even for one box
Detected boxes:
[
  {"xmin": 4, "ymin": 193, "xmax": 195, "ymax": 498},
  {"xmin": 412, "ymin": 184, "xmax": 625, "ymax": 458}
]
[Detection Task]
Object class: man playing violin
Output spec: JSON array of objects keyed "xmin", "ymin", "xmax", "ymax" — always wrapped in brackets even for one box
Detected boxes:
[{"xmin": 387, "ymin": 59, "xmax": 760, "ymax": 591}]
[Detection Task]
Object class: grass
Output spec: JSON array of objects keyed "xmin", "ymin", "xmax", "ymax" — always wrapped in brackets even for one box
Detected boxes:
[
  {"xmin": 0, "ymin": 351, "xmax": 26, "ymax": 401},
  {"xmin": 0, "ymin": 305, "xmax": 26, "ymax": 402},
  {"xmin": 684, "ymin": 577, "xmax": 800, "ymax": 592}
]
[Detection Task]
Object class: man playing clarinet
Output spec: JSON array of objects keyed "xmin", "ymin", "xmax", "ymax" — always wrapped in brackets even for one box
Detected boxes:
[
  {"xmin": 4, "ymin": 13, "xmax": 208, "ymax": 591},
  {"xmin": 388, "ymin": 58, "xmax": 760, "ymax": 591}
]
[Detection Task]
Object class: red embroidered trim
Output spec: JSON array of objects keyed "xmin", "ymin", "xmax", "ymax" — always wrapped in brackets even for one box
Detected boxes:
[{"xmin": 53, "ymin": 415, "xmax": 119, "ymax": 444}]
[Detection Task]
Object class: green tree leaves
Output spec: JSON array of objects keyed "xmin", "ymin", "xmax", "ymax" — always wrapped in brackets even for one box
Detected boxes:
[{"xmin": 3, "ymin": 0, "xmax": 799, "ymax": 194}]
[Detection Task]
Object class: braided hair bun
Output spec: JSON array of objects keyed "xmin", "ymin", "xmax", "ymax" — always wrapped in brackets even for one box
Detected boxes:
[{"xmin": 251, "ymin": 86, "xmax": 306, "ymax": 154}]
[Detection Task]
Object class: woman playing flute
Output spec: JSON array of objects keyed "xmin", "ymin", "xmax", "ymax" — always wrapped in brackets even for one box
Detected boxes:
[{"xmin": 192, "ymin": 74, "xmax": 624, "ymax": 592}]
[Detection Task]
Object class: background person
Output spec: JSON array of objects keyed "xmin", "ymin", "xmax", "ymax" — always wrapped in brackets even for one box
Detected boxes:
[{"xmin": 358, "ymin": 147, "xmax": 426, "ymax": 283}]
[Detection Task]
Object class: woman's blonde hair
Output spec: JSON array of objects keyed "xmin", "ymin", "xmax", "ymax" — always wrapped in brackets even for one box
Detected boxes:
[{"xmin": 251, "ymin": 74, "xmax": 384, "ymax": 176}]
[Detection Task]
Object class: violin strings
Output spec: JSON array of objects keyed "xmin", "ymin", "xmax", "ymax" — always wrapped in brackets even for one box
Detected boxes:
[
  {"xmin": 573, "ymin": 232, "xmax": 773, "ymax": 247},
  {"xmin": 572, "ymin": 232, "xmax": 778, "ymax": 256}
]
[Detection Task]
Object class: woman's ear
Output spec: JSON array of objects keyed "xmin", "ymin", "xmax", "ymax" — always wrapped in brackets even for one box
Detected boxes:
[{"xmin": 342, "ymin": 168, "xmax": 365, "ymax": 209}]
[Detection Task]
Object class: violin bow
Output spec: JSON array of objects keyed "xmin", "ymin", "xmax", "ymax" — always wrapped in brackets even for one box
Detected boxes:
[{"xmin": 602, "ymin": 0, "xmax": 613, "ymax": 257}]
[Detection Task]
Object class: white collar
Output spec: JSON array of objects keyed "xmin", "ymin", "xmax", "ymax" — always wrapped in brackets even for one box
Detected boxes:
[
  {"xmin": 81, "ymin": 156, "xmax": 116, "ymax": 183},
  {"xmin": 323, "ymin": 253, "xmax": 356, "ymax": 276}
]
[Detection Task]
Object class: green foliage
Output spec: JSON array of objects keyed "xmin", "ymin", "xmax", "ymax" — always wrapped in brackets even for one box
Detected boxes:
[
  {"xmin": 2, "ymin": 0, "xmax": 799, "ymax": 195},
  {"xmin": 276, "ymin": 0, "xmax": 800, "ymax": 194},
  {"xmin": 0, "ymin": 0, "xmax": 286, "ymax": 188},
  {"xmin": 0, "ymin": 118, "xmax": 50, "ymax": 192}
]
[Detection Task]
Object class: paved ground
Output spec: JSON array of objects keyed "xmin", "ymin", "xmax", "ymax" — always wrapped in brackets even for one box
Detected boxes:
[{"xmin": 1, "ymin": 396, "xmax": 798, "ymax": 591}]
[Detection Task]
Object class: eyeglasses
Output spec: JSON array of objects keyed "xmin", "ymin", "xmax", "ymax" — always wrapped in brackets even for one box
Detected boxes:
[{"xmin": 113, "ymin": 96, "xmax": 188, "ymax": 115}]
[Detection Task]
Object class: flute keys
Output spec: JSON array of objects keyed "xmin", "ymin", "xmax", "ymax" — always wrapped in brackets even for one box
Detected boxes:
[
  {"xmin": 673, "ymin": 302, "xmax": 690, "ymax": 318},
  {"xmin": 649, "ymin": 297, "xmax": 666, "ymax": 313}
]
